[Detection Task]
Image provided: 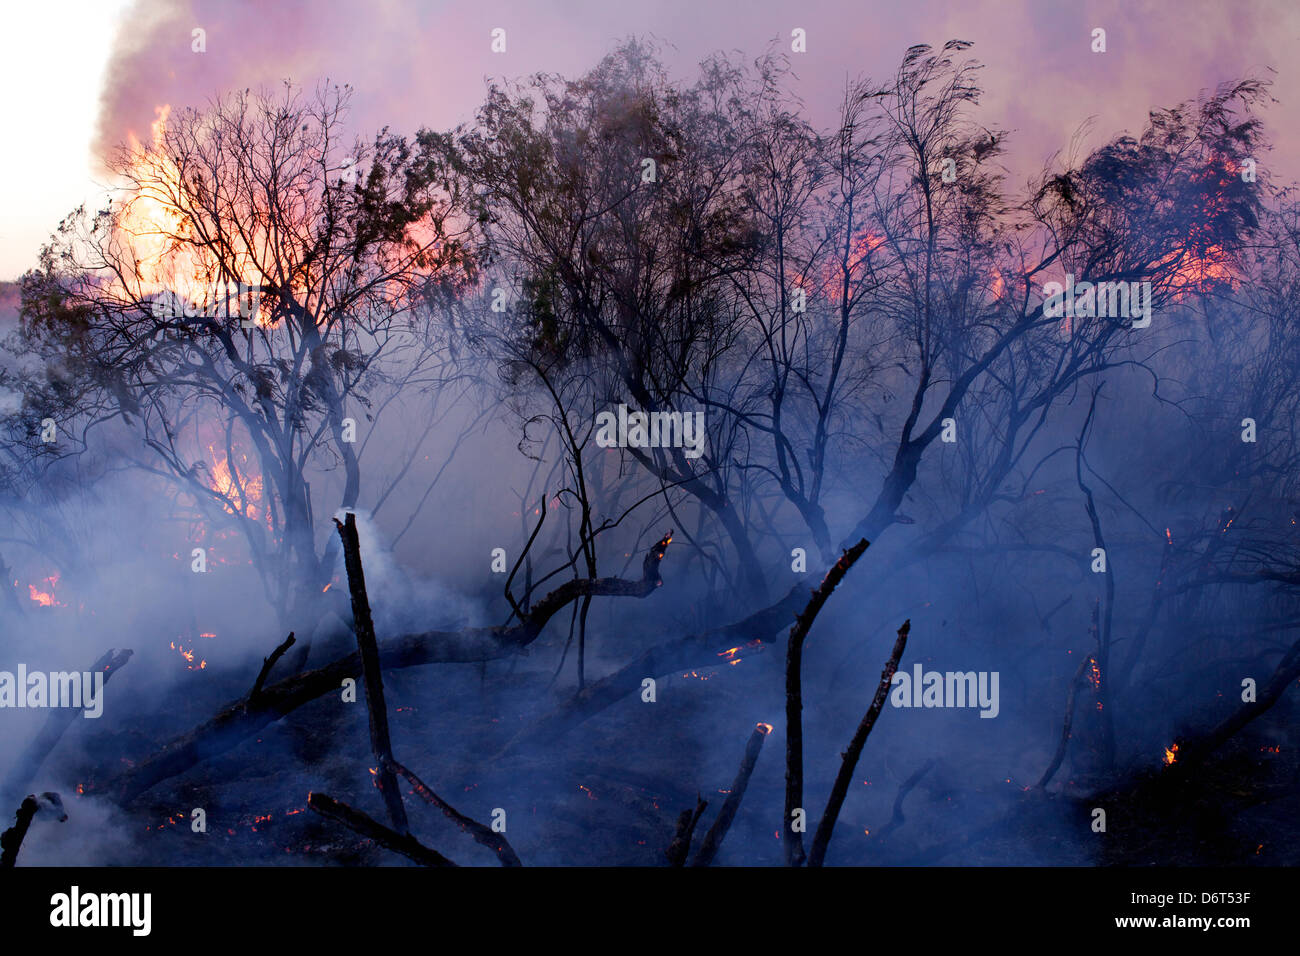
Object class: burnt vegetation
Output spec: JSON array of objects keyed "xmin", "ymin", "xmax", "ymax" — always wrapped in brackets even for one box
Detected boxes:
[{"xmin": 2, "ymin": 39, "xmax": 1299, "ymax": 866}]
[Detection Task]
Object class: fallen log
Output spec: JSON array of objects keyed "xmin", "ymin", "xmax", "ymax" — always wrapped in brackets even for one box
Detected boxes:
[
  {"xmin": 105, "ymin": 532, "xmax": 673, "ymax": 805},
  {"xmin": 492, "ymin": 583, "xmax": 809, "ymax": 762}
]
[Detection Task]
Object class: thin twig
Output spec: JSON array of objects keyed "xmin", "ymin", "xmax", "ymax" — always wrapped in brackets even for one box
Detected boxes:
[
  {"xmin": 875, "ymin": 758, "xmax": 935, "ymax": 841},
  {"xmin": 251, "ymin": 632, "xmax": 296, "ymax": 700},
  {"xmin": 1035, "ymin": 655, "xmax": 1092, "ymax": 790}
]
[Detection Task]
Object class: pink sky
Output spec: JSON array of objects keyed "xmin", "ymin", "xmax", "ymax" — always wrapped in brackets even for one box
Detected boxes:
[{"xmin": 3, "ymin": 0, "xmax": 1296, "ymax": 279}]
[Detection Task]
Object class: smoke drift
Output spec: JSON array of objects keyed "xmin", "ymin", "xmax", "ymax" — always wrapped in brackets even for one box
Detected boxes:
[{"xmin": 1, "ymin": 12, "xmax": 1299, "ymax": 869}]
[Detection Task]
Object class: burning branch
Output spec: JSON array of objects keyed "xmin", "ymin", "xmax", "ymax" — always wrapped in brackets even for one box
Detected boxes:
[
  {"xmin": 386, "ymin": 759, "xmax": 521, "ymax": 867},
  {"xmin": 335, "ymin": 513, "xmax": 408, "ymax": 836},
  {"xmin": 690, "ymin": 722, "xmax": 772, "ymax": 867},
  {"xmin": 807, "ymin": 619, "xmax": 909, "ymax": 867},
  {"xmin": 306, "ymin": 792, "xmax": 454, "ymax": 867},
  {"xmin": 665, "ymin": 797, "xmax": 708, "ymax": 867},
  {"xmin": 1076, "ymin": 388, "xmax": 1116, "ymax": 767},
  {"xmin": 2, "ymin": 649, "xmax": 133, "ymax": 806},
  {"xmin": 785, "ymin": 538, "xmax": 870, "ymax": 866}
]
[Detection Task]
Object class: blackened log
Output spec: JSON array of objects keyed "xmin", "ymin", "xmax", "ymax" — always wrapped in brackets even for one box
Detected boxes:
[
  {"xmin": 306, "ymin": 792, "xmax": 454, "ymax": 867},
  {"xmin": 690, "ymin": 722, "xmax": 771, "ymax": 867},
  {"xmin": 335, "ymin": 514, "xmax": 407, "ymax": 835},
  {"xmin": 0, "ymin": 793, "xmax": 65, "ymax": 867},
  {"xmin": 807, "ymin": 619, "xmax": 909, "ymax": 867},
  {"xmin": 785, "ymin": 539, "xmax": 870, "ymax": 867},
  {"xmin": 0, "ymin": 796, "xmax": 37, "ymax": 867},
  {"xmin": 493, "ymin": 583, "xmax": 809, "ymax": 761},
  {"xmin": 387, "ymin": 759, "xmax": 521, "ymax": 867}
]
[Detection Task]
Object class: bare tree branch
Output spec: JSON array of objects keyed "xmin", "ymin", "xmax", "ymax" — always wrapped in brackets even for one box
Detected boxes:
[
  {"xmin": 387, "ymin": 759, "xmax": 521, "ymax": 867},
  {"xmin": 807, "ymin": 619, "xmax": 910, "ymax": 867},
  {"xmin": 306, "ymin": 791, "xmax": 454, "ymax": 867},
  {"xmin": 785, "ymin": 538, "xmax": 870, "ymax": 866},
  {"xmin": 691, "ymin": 722, "xmax": 771, "ymax": 867}
]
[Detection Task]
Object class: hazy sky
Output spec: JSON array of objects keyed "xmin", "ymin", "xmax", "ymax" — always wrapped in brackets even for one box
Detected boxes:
[{"xmin": 2, "ymin": 0, "xmax": 1297, "ymax": 280}]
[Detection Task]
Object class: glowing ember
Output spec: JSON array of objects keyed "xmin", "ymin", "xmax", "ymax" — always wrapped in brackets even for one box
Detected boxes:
[
  {"xmin": 1163, "ymin": 743, "xmax": 1179, "ymax": 766},
  {"xmin": 756, "ymin": 722, "xmax": 773, "ymax": 735},
  {"xmin": 170, "ymin": 640, "xmax": 207, "ymax": 670},
  {"xmin": 27, "ymin": 574, "xmax": 63, "ymax": 607}
]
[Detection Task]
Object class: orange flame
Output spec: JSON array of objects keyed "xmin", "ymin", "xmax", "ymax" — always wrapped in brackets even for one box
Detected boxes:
[
  {"xmin": 170, "ymin": 639, "xmax": 207, "ymax": 670},
  {"xmin": 206, "ymin": 442, "xmax": 265, "ymax": 521},
  {"xmin": 27, "ymin": 574, "xmax": 63, "ymax": 607}
]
